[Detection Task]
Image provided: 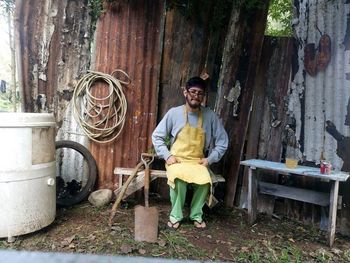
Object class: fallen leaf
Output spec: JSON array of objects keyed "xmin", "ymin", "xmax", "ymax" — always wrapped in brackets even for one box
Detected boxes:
[
  {"xmin": 64, "ymin": 235, "xmax": 76, "ymax": 244},
  {"xmin": 175, "ymin": 245, "xmax": 186, "ymax": 253},
  {"xmin": 106, "ymin": 240, "xmax": 114, "ymax": 245},
  {"xmin": 111, "ymin": 226, "xmax": 122, "ymax": 232},
  {"xmin": 60, "ymin": 240, "xmax": 69, "ymax": 247},
  {"xmin": 288, "ymin": 238, "xmax": 295, "ymax": 243},
  {"xmin": 331, "ymin": 248, "xmax": 342, "ymax": 255},
  {"xmin": 138, "ymin": 249, "xmax": 146, "ymax": 254},
  {"xmin": 309, "ymin": 252, "xmax": 317, "ymax": 258},
  {"xmin": 241, "ymin": 247, "xmax": 249, "ymax": 253},
  {"xmin": 207, "ymin": 235, "xmax": 212, "ymax": 239},
  {"xmin": 87, "ymin": 234, "xmax": 96, "ymax": 241},
  {"xmin": 120, "ymin": 244, "xmax": 133, "ymax": 254},
  {"xmin": 68, "ymin": 243, "xmax": 75, "ymax": 249},
  {"xmin": 158, "ymin": 239, "xmax": 167, "ymax": 247}
]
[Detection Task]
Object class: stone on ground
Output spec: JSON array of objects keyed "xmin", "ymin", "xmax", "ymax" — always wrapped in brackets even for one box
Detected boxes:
[{"xmin": 88, "ymin": 189, "xmax": 113, "ymax": 207}]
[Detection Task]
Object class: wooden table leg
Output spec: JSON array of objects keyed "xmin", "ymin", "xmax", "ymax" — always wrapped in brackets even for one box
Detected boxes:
[
  {"xmin": 328, "ymin": 180, "xmax": 339, "ymax": 247},
  {"xmin": 248, "ymin": 167, "xmax": 257, "ymax": 225}
]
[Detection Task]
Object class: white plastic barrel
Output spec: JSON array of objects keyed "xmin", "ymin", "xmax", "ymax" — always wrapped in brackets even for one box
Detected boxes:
[{"xmin": 0, "ymin": 113, "xmax": 56, "ymax": 239}]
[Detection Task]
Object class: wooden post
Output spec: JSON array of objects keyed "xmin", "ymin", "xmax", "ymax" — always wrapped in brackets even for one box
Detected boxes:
[
  {"xmin": 328, "ymin": 180, "xmax": 339, "ymax": 247},
  {"xmin": 248, "ymin": 166, "xmax": 257, "ymax": 225}
]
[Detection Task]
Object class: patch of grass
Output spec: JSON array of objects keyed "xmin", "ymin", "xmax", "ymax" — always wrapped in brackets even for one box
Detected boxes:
[
  {"xmin": 0, "ymin": 92, "xmax": 19, "ymax": 111},
  {"xmin": 160, "ymin": 230, "xmax": 208, "ymax": 260},
  {"xmin": 237, "ymin": 246, "xmax": 263, "ymax": 263},
  {"xmin": 0, "ymin": 240, "xmax": 7, "ymax": 249},
  {"xmin": 343, "ymin": 249, "xmax": 350, "ymax": 262}
]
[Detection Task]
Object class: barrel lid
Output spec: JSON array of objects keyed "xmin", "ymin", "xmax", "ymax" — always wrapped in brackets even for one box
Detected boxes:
[{"xmin": 0, "ymin": 113, "xmax": 56, "ymax": 127}]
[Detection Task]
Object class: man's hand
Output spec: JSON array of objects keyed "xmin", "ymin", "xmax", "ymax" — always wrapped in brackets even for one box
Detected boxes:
[
  {"xmin": 166, "ymin": 155, "xmax": 179, "ymax": 165},
  {"xmin": 198, "ymin": 158, "xmax": 209, "ymax": 167}
]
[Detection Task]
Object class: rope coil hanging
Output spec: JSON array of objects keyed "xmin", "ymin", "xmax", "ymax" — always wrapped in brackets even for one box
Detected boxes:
[{"xmin": 72, "ymin": 70, "xmax": 130, "ymax": 144}]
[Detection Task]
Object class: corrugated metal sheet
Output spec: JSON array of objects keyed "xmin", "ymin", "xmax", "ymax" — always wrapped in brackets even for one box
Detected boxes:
[
  {"xmin": 91, "ymin": 1, "xmax": 164, "ymax": 189},
  {"xmin": 290, "ymin": 0, "xmax": 350, "ymax": 170},
  {"xmin": 287, "ymin": 0, "xmax": 350, "ymax": 235}
]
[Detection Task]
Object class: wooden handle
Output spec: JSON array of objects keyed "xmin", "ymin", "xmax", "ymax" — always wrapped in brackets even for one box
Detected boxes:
[{"xmin": 144, "ymin": 166, "xmax": 150, "ymax": 207}]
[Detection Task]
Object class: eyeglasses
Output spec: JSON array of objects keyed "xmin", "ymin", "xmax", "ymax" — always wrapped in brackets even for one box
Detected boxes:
[{"xmin": 188, "ymin": 89, "xmax": 204, "ymax": 97}]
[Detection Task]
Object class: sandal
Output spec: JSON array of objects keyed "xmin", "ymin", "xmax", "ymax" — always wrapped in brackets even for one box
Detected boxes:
[
  {"xmin": 167, "ymin": 221, "xmax": 180, "ymax": 230},
  {"xmin": 193, "ymin": 220, "xmax": 206, "ymax": 229}
]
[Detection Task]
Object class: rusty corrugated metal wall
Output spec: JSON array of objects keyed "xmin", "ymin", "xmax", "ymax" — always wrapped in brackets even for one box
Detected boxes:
[
  {"xmin": 288, "ymin": 0, "xmax": 350, "ymax": 234},
  {"xmin": 90, "ymin": 1, "xmax": 164, "ymax": 189}
]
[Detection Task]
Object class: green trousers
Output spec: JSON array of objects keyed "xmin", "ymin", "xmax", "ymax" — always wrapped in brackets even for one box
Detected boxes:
[{"xmin": 169, "ymin": 178, "xmax": 210, "ymax": 223}]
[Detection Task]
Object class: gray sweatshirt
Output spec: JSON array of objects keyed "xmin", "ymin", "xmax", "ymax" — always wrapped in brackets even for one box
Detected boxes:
[{"xmin": 152, "ymin": 105, "xmax": 228, "ymax": 165}]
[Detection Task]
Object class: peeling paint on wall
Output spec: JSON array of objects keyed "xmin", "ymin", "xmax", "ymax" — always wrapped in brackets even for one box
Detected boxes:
[{"xmin": 290, "ymin": 0, "xmax": 350, "ymax": 171}]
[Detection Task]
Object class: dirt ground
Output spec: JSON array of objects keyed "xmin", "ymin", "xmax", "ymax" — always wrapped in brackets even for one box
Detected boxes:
[{"xmin": 1, "ymin": 199, "xmax": 350, "ymax": 262}]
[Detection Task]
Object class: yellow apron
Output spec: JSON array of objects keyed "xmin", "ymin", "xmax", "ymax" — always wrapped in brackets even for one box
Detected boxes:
[{"xmin": 166, "ymin": 106, "xmax": 212, "ymax": 204}]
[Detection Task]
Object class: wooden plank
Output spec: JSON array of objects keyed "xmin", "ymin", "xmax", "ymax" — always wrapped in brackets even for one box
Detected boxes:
[
  {"xmin": 114, "ymin": 167, "xmax": 225, "ymax": 184},
  {"xmin": 114, "ymin": 167, "xmax": 225, "ymax": 200},
  {"xmin": 114, "ymin": 167, "xmax": 167, "ymax": 178},
  {"xmin": 113, "ymin": 173, "xmax": 160, "ymax": 199},
  {"xmin": 258, "ymin": 182, "xmax": 331, "ymax": 207},
  {"xmin": 240, "ymin": 159, "xmax": 350, "ymax": 182},
  {"xmin": 239, "ymin": 37, "xmax": 270, "ymax": 208},
  {"xmin": 328, "ymin": 181, "xmax": 339, "ymax": 247},
  {"xmin": 248, "ymin": 168, "xmax": 257, "ymax": 225}
]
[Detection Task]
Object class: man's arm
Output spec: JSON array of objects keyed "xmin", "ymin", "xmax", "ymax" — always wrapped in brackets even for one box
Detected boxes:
[
  {"xmin": 152, "ymin": 111, "xmax": 173, "ymax": 161},
  {"xmin": 206, "ymin": 114, "xmax": 228, "ymax": 165}
]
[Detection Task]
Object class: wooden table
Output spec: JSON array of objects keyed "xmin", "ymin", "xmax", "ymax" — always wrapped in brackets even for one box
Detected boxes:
[{"xmin": 240, "ymin": 159, "xmax": 349, "ymax": 247}]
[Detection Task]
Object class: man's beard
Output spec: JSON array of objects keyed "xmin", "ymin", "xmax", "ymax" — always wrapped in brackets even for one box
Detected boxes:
[{"xmin": 185, "ymin": 95, "xmax": 201, "ymax": 109}]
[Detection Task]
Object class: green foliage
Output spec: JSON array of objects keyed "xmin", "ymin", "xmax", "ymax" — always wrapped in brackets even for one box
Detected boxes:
[
  {"xmin": 88, "ymin": 0, "xmax": 118, "ymax": 33},
  {"xmin": 0, "ymin": 0, "xmax": 14, "ymax": 12},
  {"xmin": 88, "ymin": 0, "xmax": 104, "ymax": 29},
  {"xmin": 166, "ymin": 0, "xmax": 264, "ymax": 33},
  {"xmin": 265, "ymin": 0, "xmax": 293, "ymax": 36},
  {"xmin": 0, "ymin": 92, "xmax": 20, "ymax": 112},
  {"xmin": 0, "ymin": 0, "xmax": 14, "ymax": 16}
]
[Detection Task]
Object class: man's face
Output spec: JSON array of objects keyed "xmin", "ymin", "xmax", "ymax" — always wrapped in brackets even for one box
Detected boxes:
[{"xmin": 184, "ymin": 86, "xmax": 204, "ymax": 109}]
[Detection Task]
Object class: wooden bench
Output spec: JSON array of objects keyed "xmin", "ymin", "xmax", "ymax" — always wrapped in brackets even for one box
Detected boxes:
[
  {"xmin": 113, "ymin": 167, "xmax": 225, "ymax": 207},
  {"xmin": 240, "ymin": 159, "xmax": 350, "ymax": 247}
]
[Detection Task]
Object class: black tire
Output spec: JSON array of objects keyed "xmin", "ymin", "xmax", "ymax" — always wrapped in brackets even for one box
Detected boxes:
[{"xmin": 55, "ymin": 140, "xmax": 97, "ymax": 207}]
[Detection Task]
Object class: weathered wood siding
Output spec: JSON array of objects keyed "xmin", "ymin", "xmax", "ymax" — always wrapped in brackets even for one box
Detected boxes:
[
  {"xmin": 215, "ymin": 1, "xmax": 270, "ymax": 207},
  {"xmin": 158, "ymin": 2, "xmax": 228, "ymax": 117},
  {"xmin": 239, "ymin": 37, "xmax": 294, "ymax": 211}
]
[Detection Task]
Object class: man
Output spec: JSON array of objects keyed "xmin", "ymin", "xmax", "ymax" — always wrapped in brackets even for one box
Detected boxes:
[{"xmin": 152, "ymin": 76, "xmax": 228, "ymax": 229}]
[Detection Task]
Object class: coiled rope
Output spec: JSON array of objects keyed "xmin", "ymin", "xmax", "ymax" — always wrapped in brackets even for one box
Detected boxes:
[{"xmin": 72, "ymin": 70, "xmax": 130, "ymax": 144}]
